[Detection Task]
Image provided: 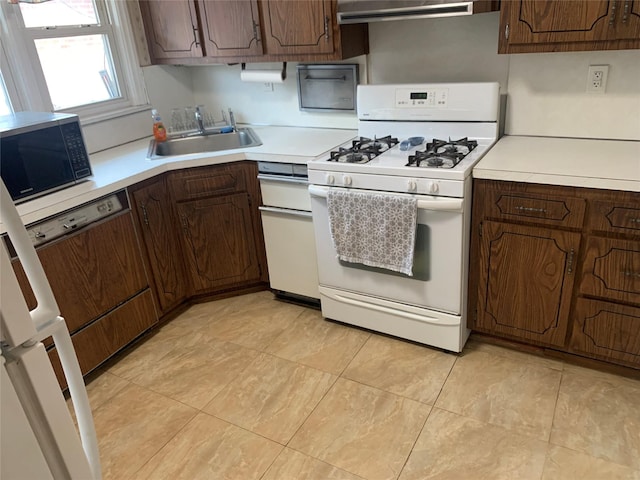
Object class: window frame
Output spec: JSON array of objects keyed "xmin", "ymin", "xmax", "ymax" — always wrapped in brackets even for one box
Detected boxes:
[{"xmin": 0, "ymin": 0, "xmax": 149, "ymax": 123}]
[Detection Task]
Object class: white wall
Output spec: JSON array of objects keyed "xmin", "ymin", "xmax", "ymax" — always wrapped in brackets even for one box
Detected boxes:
[
  {"xmin": 506, "ymin": 50, "xmax": 640, "ymax": 140},
  {"xmin": 141, "ymin": 12, "xmax": 640, "ymax": 141}
]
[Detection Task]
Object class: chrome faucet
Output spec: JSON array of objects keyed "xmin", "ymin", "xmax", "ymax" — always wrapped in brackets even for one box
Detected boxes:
[
  {"xmin": 194, "ymin": 105, "xmax": 205, "ymax": 134},
  {"xmin": 228, "ymin": 108, "xmax": 236, "ymax": 132}
]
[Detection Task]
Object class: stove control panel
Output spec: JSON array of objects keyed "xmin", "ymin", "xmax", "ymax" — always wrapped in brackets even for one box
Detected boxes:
[{"xmin": 395, "ymin": 88, "xmax": 448, "ymax": 108}]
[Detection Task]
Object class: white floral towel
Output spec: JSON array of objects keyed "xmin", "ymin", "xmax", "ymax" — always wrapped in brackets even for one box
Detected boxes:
[{"xmin": 327, "ymin": 189, "xmax": 418, "ymax": 276}]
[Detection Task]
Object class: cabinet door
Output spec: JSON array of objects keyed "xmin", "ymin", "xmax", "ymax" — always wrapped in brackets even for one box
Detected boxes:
[
  {"xmin": 177, "ymin": 193, "xmax": 261, "ymax": 294},
  {"xmin": 261, "ymin": 0, "xmax": 335, "ymax": 55},
  {"xmin": 475, "ymin": 221, "xmax": 580, "ymax": 347},
  {"xmin": 197, "ymin": 0, "xmax": 263, "ymax": 57},
  {"xmin": 139, "ymin": 0, "xmax": 203, "ymax": 61},
  {"xmin": 499, "ymin": 0, "xmax": 613, "ymax": 52},
  {"xmin": 580, "ymin": 236, "xmax": 640, "ymax": 305},
  {"xmin": 570, "ymin": 298, "xmax": 640, "ymax": 369},
  {"xmin": 131, "ymin": 177, "xmax": 188, "ymax": 314},
  {"xmin": 12, "ymin": 213, "xmax": 149, "ymax": 334}
]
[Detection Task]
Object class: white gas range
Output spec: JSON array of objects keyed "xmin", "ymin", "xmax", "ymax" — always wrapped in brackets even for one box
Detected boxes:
[{"xmin": 308, "ymin": 82, "xmax": 500, "ymax": 352}]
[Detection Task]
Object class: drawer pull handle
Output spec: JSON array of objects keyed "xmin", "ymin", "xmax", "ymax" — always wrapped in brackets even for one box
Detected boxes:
[
  {"xmin": 610, "ymin": 0, "xmax": 617, "ymax": 26},
  {"xmin": 622, "ymin": 270, "xmax": 640, "ymax": 278},
  {"xmin": 567, "ymin": 248, "xmax": 575, "ymax": 275},
  {"xmin": 630, "ymin": 218, "xmax": 640, "ymax": 224},
  {"xmin": 515, "ymin": 205, "xmax": 546, "ymax": 214},
  {"xmin": 623, "ymin": 0, "xmax": 630, "ymax": 22}
]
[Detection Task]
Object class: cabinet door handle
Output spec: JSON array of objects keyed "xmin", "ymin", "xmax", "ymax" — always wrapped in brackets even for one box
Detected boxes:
[
  {"xmin": 623, "ymin": 0, "xmax": 630, "ymax": 22},
  {"xmin": 253, "ymin": 21, "xmax": 261, "ymax": 43},
  {"xmin": 193, "ymin": 25, "xmax": 200, "ymax": 47},
  {"xmin": 622, "ymin": 270, "xmax": 640, "ymax": 278},
  {"xmin": 141, "ymin": 205, "xmax": 149, "ymax": 226},
  {"xmin": 567, "ymin": 248, "xmax": 575, "ymax": 275},
  {"xmin": 610, "ymin": 0, "xmax": 617, "ymax": 26},
  {"xmin": 324, "ymin": 15, "xmax": 330, "ymax": 42},
  {"xmin": 181, "ymin": 214, "xmax": 189, "ymax": 232},
  {"xmin": 515, "ymin": 205, "xmax": 546, "ymax": 214},
  {"xmin": 505, "ymin": 23, "xmax": 509, "ymax": 39}
]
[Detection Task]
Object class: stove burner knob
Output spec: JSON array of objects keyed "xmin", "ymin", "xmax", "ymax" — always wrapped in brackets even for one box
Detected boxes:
[
  {"xmin": 407, "ymin": 179, "xmax": 418, "ymax": 192},
  {"xmin": 427, "ymin": 181, "xmax": 440, "ymax": 194},
  {"xmin": 343, "ymin": 175, "xmax": 353, "ymax": 186},
  {"xmin": 326, "ymin": 174, "xmax": 335, "ymax": 185}
]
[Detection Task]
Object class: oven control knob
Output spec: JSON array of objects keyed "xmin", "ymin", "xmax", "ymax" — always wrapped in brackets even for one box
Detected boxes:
[
  {"xmin": 343, "ymin": 175, "xmax": 353, "ymax": 186},
  {"xmin": 427, "ymin": 181, "xmax": 439, "ymax": 194},
  {"xmin": 407, "ymin": 179, "xmax": 418, "ymax": 192},
  {"xmin": 326, "ymin": 174, "xmax": 335, "ymax": 185}
]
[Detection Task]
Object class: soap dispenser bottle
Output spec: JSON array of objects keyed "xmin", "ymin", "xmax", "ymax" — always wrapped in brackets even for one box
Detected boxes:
[{"xmin": 151, "ymin": 109, "xmax": 167, "ymax": 142}]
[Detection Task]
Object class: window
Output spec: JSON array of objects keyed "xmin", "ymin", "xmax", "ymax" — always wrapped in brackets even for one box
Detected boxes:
[{"xmin": 0, "ymin": 0, "xmax": 148, "ymax": 121}]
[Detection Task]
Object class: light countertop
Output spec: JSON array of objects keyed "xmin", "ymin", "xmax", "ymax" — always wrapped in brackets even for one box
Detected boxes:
[
  {"xmin": 473, "ymin": 135, "xmax": 640, "ymax": 192},
  {"xmin": 7, "ymin": 125, "xmax": 356, "ymax": 229}
]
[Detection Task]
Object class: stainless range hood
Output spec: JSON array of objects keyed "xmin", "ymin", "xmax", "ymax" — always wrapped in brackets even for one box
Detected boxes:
[{"xmin": 337, "ymin": 0, "xmax": 491, "ymax": 24}]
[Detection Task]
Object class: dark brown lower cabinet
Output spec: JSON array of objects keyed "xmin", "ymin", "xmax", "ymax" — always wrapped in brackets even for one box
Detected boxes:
[
  {"xmin": 475, "ymin": 220, "xmax": 581, "ymax": 348},
  {"xmin": 177, "ymin": 192, "xmax": 262, "ymax": 294},
  {"xmin": 570, "ymin": 298, "xmax": 640, "ymax": 369},
  {"xmin": 48, "ymin": 290, "xmax": 157, "ymax": 388}
]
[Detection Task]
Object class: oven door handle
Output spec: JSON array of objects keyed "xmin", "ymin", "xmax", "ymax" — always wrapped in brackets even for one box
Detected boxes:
[
  {"xmin": 308, "ymin": 185, "xmax": 464, "ymax": 213},
  {"xmin": 259, "ymin": 206, "xmax": 313, "ymax": 218}
]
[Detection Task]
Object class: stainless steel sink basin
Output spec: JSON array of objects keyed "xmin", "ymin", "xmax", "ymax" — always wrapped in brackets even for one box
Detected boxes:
[{"xmin": 147, "ymin": 128, "xmax": 262, "ymax": 159}]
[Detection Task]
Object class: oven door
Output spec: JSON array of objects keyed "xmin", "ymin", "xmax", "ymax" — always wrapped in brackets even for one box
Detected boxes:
[{"xmin": 309, "ymin": 185, "xmax": 465, "ymax": 315}]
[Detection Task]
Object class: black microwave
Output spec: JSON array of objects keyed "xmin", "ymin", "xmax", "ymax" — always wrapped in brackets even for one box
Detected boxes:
[{"xmin": 0, "ymin": 112, "xmax": 92, "ymax": 203}]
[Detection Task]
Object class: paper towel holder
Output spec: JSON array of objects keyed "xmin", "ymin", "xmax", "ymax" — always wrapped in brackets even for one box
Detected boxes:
[{"xmin": 241, "ymin": 62, "xmax": 287, "ymax": 81}]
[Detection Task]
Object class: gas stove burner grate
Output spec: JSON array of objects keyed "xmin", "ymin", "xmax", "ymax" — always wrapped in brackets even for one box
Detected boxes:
[
  {"xmin": 328, "ymin": 135, "xmax": 399, "ymax": 163},
  {"xmin": 406, "ymin": 137, "xmax": 478, "ymax": 168}
]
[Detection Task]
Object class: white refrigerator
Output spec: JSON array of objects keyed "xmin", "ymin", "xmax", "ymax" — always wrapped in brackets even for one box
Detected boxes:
[{"xmin": 0, "ymin": 179, "xmax": 101, "ymax": 480}]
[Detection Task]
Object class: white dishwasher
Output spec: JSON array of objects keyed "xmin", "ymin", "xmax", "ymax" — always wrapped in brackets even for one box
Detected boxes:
[{"xmin": 258, "ymin": 161, "xmax": 320, "ymax": 302}]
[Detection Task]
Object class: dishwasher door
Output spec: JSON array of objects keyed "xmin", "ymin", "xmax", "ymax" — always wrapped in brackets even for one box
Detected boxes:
[{"xmin": 259, "ymin": 174, "xmax": 319, "ymax": 301}]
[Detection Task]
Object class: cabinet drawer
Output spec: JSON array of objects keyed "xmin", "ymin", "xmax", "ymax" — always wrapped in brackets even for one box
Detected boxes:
[
  {"xmin": 588, "ymin": 199, "xmax": 640, "ymax": 236},
  {"xmin": 570, "ymin": 298, "xmax": 640, "ymax": 369},
  {"xmin": 170, "ymin": 163, "xmax": 247, "ymax": 201},
  {"xmin": 580, "ymin": 236, "xmax": 640, "ymax": 305},
  {"xmin": 480, "ymin": 184, "xmax": 585, "ymax": 229},
  {"xmin": 48, "ymin": 290, "xmax": 157, "ymax": 388}
]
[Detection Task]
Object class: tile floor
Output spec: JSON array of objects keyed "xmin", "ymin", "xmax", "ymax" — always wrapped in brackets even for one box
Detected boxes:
[{"xmin": 78, "ymin": 291, "xmax": 640, "ymax": 480}]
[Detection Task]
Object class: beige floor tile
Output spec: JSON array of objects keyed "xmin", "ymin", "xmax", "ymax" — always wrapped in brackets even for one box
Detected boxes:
[
  {"xmin": 398, "ymin": 408, "xmax": 547, "ymax": 480},
  {"xmin": 542, "ymin": 445, "xmax": 640, "ymax": 480},
  {"xmin": 343, "ymin": 334, "xmax": 456, "ymax": 404},
  {"xmin": 289, "ymin": 378, "xmax": 431, "ymax": 480},
  {"xmin": 204, "ymin": 353, "xmax": 335, "ymax": 444},
  {"xmin": 550, "ymin": 368, "xmax": 640, "ymax": 470},
  {"xmin": 123, "ymin": 337, "xmax": 259, "ymax": 409},
  {"xmin": 435, "ymin": 349, "xmax": 561, "ymax": 440},
  {"xmin": 262, "ymin": 449, "xmax": 365, "ymax": 480},
  {"xmin": 92, "ymin": 383, "xmax": 196, "ymax": 480},
  {"xmin": 465, "ymin": 336, "xmax": 564, "ymax": 371},
  {"xmin": 200, "ymin": 295, "xmax": 307, "ymax": 350},
  {"xmin": 133, "ymin": 412, "xmax": 283, "ymax": 480},
  {"xmin": 266, "ymin": 308, "xmax": 370, "ymax": 374},
  {"xmin": 68, "ymin": 371, "xmax": 130, "ymax": 421}
]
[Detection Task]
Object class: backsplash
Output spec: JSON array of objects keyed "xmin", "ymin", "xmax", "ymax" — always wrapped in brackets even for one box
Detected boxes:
[{"xmin": 143, "ymin": 12, "xmax": 640, "ymax": 141}]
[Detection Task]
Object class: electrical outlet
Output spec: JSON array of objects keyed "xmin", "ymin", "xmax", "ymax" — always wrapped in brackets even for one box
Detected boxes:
[{"xmin": 587, "ymin": 65, "xmax": 609, "ymax": 94}]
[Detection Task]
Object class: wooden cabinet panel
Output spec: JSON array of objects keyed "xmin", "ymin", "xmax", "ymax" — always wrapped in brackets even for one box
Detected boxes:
[
  {"xmin": 139, "ymin": 0, "xmax": 203, "ymax": 61},
  {"xmin": 478, "ymin": 181, "xmax": 586, "ymax": 229},
  {"xmin": 177, "ymin": 193, "xmax": 261, "ymax": 294},
  {"xmin": 580, "ymin": 236, "xmax": 640, "ymax": 305},
  {"xmin": 170, "ymin": 164, "xmax": 247, "ymax": 202},
  {"xmin": 130, "ymin": 176, "xmax": 188, "ymax": 314},
  {"xmin": 12, "ymin": 213, "xmax": 148, "ymax": 334},
  {"xmin": 475, "ymin": 220, "xmax": 580, "ymax": 347},
  {"xmin": 261, "ymin": 0, "xmax": 335, "ymax": 55},
  {"xmin": 499, "ymin": 0, "xmax": 640, "ymax": 53},
  {"xmin": 197, "ymin": 0, "xmax": 263, "ymax": 57},
  {"xmin": 588, "ymin": 199, "xmax": 640, "ymax": 235},
  {"xmin": 570, "ymin": 298, "xmax": 640, "ymax": 368},
  {"xmin": 49, "ymin": 290, "xmax": 157, "ymax": 388}
]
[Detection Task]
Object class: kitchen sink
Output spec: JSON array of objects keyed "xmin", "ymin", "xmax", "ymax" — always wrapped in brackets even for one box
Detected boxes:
[{"xmin": 147, "ymin": 128, "xmax": 262, "ymax": 159}]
